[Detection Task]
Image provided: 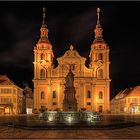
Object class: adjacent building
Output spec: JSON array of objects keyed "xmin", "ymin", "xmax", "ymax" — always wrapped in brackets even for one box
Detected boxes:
[
  {"xmin": 111, "ymin": 86, "xmax": 140, "ymax": 114},
  {"xmin": 22, "ymin": 85, "xmax": 33, "ymax": 114},
  {"xmin": 33, "ymin": 8, "xmax": 111, "ymax": 113},
  {"xmin": 0, "ymin": 75, "xmax": 23, "ymax": 114}
]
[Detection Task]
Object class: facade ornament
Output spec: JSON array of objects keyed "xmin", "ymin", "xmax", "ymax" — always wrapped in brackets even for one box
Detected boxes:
[{"xmin": 70, "ymin": 45, "xmax": 74, "ymax": 50}]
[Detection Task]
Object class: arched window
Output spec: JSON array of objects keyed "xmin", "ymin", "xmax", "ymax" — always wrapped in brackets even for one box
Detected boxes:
[
  {"xmin": 87, "ymin": 90, "xmax": 91, "ymax": 98},
  {"xmin": 40, "ymin": 69, "xmax": 45, "ymax": 79},
  {"xmin": 99, "ymin": 91, "xmax": 103, "ymax": 99},
  {"xmin": 41, "ymin": 53, "xmax": 45, "ymax": 60},
  {"xmin": 52, "ymin": 91, "xmax": 56, "ymax": 98},
  {"xmin": 98, "ymin": 53, "xmax": 103, "ymax": 60},
  {"xmin": 41, "ymin": 91, "xmax": 45, "ymax": 99},
  {"xmin": 98, "ymin": 69, "xmax": 103, "ymax": 78}
]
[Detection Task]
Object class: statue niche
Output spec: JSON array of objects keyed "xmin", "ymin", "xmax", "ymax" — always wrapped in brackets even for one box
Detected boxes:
[{"xmin": 62, "ymin": 69, "xmax": 77, "ymax": 111}]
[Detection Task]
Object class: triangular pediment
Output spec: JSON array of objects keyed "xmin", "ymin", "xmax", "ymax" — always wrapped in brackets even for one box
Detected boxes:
[{"xmin": 57, "ymin": 45, "xmax": 86, "ymax": 63}]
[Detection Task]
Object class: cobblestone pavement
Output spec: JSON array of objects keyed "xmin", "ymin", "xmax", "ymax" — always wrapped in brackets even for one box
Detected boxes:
[{"xmin": 0, "ymin": 125, "xmax": 140, "ymax": 139}]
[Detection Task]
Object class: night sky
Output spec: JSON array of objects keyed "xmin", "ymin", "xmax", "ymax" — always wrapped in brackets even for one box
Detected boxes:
[{"xmin": 0, "ymin": 1, "xmax": 140, "ymax": 99}]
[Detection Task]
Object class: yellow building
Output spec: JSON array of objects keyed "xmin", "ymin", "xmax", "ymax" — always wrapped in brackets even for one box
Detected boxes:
[
  {"xmin": 33, "ymin": 8, "xmax": 111, "ymax": 113},
  {"xmin": 0, "ymin": 75, "xmax": 23, "ymax": 114},
  {"xmin": 111, "ymin": 86, "xmax": 140, "ymax": 114}
]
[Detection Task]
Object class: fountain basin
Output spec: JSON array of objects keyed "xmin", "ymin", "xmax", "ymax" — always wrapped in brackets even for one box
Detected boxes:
[{"xmin": 39, "ymin": 111, "xmax": 102, "ymax": 123}]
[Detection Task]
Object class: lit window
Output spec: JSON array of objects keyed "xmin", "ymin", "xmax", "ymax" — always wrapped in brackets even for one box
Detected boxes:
[
  {"xmin": 41, "ymin": 91, "xmax": 45, "ymax": 99},
  {"xmin": 99, "ymin": 91, "xmax": 103, "ymax": 99},
  {"xmin": 40, "ymin": 69, "xmax": 45, "ymax": 79},
  {"xmin": 1, "ymin": 88, "xmax": 12, "ymax": 94},
  {"xmin": 26, "ymin": 108, "xmax": 32, "ymax": 114},
  {"xmin": 87, "ymin": 90, "xmax": 91, "ymax": 98},
  {"xmin": 52, "ymin": 91, "xmax": 56, "ymax": 98}
]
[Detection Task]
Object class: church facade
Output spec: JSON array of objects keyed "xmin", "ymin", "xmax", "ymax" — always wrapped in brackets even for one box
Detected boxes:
[{"xmin": 33, "ymin": 8, "xmax": 111, "ymax": 113}]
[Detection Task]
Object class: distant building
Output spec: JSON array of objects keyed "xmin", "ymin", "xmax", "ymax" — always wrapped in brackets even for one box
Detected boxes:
[
  {"xmin": 33, "ymin": 8, "xmax": 111, "ymax": 113},
  {"xmin": 0, "ymin": 75, "xmax": 23, "ymax": 114},
  {"xmin": 111, "ymin": 86, "xmax": 140, "ymax": 114},
  {"xmin": 23, "ymin": 86, "xmax": 33, "ymax": 114}
]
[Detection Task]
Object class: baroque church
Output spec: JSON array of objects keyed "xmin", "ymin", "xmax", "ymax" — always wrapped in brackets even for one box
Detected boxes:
[{"xmin": 33, "ymin": 8, "xmax": 111, "ymax": 113}]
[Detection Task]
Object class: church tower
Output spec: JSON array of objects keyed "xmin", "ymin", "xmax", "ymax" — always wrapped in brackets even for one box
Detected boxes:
[
  {"xmin": 89, "ymin": 8, "xmax": 110, "ymax": 112},
  {"xmin": 33, "ymin": 7, "xmax": 110, "ymax": 113},
  {"xmin": 33, "ymin": 8, "xmax": 54, "ymax": 110}
]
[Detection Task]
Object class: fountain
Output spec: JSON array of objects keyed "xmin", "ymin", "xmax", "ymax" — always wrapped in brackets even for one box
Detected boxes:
[{"xmin": 38, "ymin": 69, "xmax": 102, "ymax": 124}]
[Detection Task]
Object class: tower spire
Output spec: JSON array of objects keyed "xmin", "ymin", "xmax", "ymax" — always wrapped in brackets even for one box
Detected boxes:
[
  {"xmin": 42, "ymin": 7, "xmax": 46, "ymax": 25},
  {"xmin": 93, "ymin": 8, "xmax": 104, "ymax": 42},
  {"xmin": 38, "ymin": 7, "xmax": 49, "ymax": 44},
  {"xmin": 97, "ymin": 8, "xmax": 100, "ymax": 25}
]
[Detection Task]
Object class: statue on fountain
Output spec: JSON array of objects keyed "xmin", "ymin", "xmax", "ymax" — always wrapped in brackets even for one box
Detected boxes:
[
  {"xmin": 63, "ymin": 68, "xmax": 77, "ymax": 111},
  {"xmin": 65, "ymin": 68, "xmax": 74, "ymax": 88}
]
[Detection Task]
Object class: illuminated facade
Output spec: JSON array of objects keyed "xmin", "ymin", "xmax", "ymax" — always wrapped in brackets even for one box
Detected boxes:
[
  {"xmin": 33, "ymin": 8, "xmax": 111, "ymax": 113},
  {"xmin": 0, "ymin": 75, "xmax": 23, "ymax": 114},
  {"xmin": 111, "ymin": 86, "xmax": 140, "ymax": 114}
]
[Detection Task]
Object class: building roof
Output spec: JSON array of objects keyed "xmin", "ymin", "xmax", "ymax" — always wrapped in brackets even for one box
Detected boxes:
[
  {"xmin": 111, "ymin": 86, "xmax": 140, "ymax": 101},
  {"xmin": 127, "ymin": 86, "xmax": 140, "ymax": 97},
  {"xmin": 0, "ymin": 75, "xmax": 22, "ymax": 90}
]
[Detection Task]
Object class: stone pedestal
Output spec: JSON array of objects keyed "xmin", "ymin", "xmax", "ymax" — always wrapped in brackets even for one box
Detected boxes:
[{"xmin": 63, "ymin": 87, "xmax": 77, "ymax": 111}]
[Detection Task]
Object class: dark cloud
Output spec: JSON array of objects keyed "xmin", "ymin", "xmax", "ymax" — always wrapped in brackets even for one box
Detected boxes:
[
  {"xmin": 0, "ymin": 39, "xmax": 33, "ymax": 67},
  {"xmin": 0, "ymin": 10, "xmax": 35, "ymax": 69}
]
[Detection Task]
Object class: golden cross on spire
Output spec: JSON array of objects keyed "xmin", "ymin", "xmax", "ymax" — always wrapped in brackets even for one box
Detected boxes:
[
  {"xmin": 42, "ymin": 7, "xmax": 46, "ymax": 25},
  {"xmin": 97, "ymin": 8, "xmax": 100, "ymax": 25}
]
